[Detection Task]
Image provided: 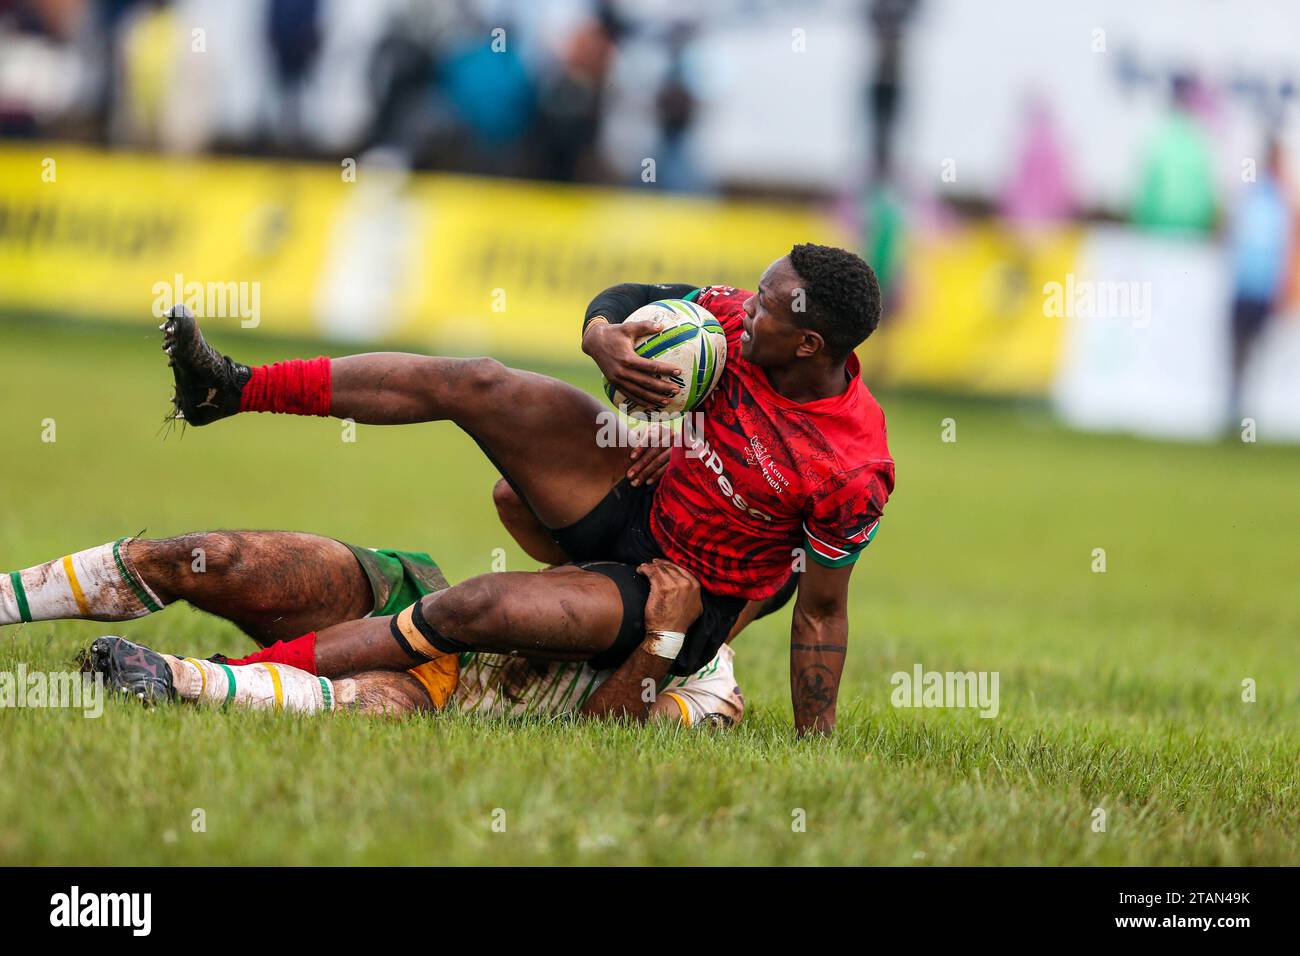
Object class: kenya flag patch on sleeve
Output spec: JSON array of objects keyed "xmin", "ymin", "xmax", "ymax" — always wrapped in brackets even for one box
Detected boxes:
[{"xmin": 803, "ymin": 518, "xmax": 881, "ymax": 568}]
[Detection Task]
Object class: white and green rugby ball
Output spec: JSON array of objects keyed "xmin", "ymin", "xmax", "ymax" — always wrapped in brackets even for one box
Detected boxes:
[{"xmin": 603, "ymin": 299, "xmax": 726, "ymax": 420}]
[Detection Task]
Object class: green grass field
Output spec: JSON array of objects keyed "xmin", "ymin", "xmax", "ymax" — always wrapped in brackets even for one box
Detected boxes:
[{"xmin": 1, "ymin": 316, "xmax": 1297, "ymax": 865}]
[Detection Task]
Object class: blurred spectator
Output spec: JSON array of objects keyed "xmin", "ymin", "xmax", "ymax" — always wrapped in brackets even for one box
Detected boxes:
[
  {"xmin": 867, "ymin": 0, "xmax": 919, "ymax": 183},
  {"xmin": 1132, "ymin": 74, "xmax": 1217, "ymax": 234},
  {"xmin": 365, "ymin": 27, "xmax": 437, "ymax": 159},
  {"xmin": 648, "ymin": 20, "xmax": 701, "ymax": 191},
  {"xmin": 1000, "ymin": 96, "xmax": 1074, "ymax": 225},
  {"xmin": 864, "ymin": 181, "xmax": 904, "ymax": 308},
  {"xmin": 440, "ymin": 21, "xmax": 536, "ymax": 172},
  {"xmin": 1228, "ymin": 136, "xmax": 1293, "ymax": 421},
  {"xmin": 115, "ymin": 0, "xmax": 174, "ymax": 147},
  {"xmin": 533, "ymin": 10, "xmax": 614, "ymax": 182},
  {"xmin": 265, "ymin": 0, "xmax": 322, "ymax": 149},
  {"xmin": 7, "ymin": 0, "xmax": 86, "ymax": 40},
  {"xmin": 0, "ymin": 0, "xmax": 95, "ymax": 137}
]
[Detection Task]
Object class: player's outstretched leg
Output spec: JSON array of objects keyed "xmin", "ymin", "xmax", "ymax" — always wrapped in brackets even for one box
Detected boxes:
[
  {"xmin": 229, "ymin": 565, "xmax": 627, "ymax": 679},
  {"xmin": 2, "ymin": 531, "xmax": 372, "ymax": 645},
  {"xmin": 160, "ymin": 309, "xmax": 638, "ymax": 532},
  {"xmin": 125, "ymin": 532, "xmax": 373, "ymax": 643},
  {"xmin": 87, "ymin": 635, "xmax": 431, "ymax": 716}
]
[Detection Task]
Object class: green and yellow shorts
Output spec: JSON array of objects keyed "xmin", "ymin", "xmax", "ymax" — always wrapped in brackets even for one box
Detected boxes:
[{"xmin": 339, "ymin": 543, "xmax": 460, "ymax": 709}]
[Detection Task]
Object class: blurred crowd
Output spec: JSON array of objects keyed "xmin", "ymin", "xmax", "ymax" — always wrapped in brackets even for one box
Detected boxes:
[
  {"xmin": 0, "ymin": 0, "xmax": 744, "ymax": 187},
  {"xmin": 4, "ymin": 0, "xmax": 1297, "ymax": 350},
  {"xmin": 994, "ymin": 66, "xmax": 1296, "ymax": 411}
]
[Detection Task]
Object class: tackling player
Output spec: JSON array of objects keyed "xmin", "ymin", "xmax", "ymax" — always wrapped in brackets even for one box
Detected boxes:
[
  {"xmin": 1, "ymin": 525, "xmax": 758, "ymax": 724},
  {"xmin": 89, "ymin": 635, "xmax": 744, "ymax": 726},
  {"xmin": 85, "ymin": 558, "xmax": 744, "ymax": 727},
  {"xmin": 152, "ymin": 243, "xmax": 892, "ymax": 734}
]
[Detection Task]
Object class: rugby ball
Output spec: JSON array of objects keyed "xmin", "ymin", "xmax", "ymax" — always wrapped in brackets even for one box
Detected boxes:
[{"xmin": 603, "ymin": 299, "xmax": 726, "ymax": 420}]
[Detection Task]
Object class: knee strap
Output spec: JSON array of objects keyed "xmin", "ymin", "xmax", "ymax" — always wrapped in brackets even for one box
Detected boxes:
[{"xmin": 390, "ymin": 599, "xmax": 472, "ymax": 660}]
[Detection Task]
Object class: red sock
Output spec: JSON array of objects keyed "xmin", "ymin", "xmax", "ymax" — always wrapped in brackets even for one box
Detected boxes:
[
  {"xmin": 239, "ymin": 357, "xmax": 332, "ymax": 416},
  {"xmin": 225, "ymin": 633, "xmax": 318, "ymax": 674}
]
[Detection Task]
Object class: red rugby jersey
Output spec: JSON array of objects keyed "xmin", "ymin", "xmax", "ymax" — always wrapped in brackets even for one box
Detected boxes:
[{"xmin": 649, "ymin": 285, "xmax": 895, "ymax": 600}]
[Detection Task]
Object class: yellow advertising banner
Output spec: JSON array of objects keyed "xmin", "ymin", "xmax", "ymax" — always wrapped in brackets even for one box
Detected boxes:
[
  {"xmin": 0, "ymin": 144, "xmax": 851, "ymax": 359},
  {"xmin": 0, "ymin": 143, "xmax": 1070, "ymax": 393},
  {"xmin": 867, "ymin": 224, "xmax": 1080, "ymax": 394},
  {"xmin": 0, "ymin": 144, "xmax": 342, "ymax": 337},
  {"xmin": 399, "ymin": 174, "xmax": 851, "ymax": 357}
]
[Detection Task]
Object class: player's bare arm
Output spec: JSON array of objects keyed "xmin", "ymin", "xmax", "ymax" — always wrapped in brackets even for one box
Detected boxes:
[
  {"xmin": 581, "ymin": 559, "xmax": 703, "ymax": 722},
  {"xmin": 789, "ymin": 559, "xmax": 853, "ymax": 737}
]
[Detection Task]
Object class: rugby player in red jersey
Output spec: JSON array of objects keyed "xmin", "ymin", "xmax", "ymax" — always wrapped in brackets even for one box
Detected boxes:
[{"xmin": 147, "ymin": 243, "xmax": 893, "ymax": 735}]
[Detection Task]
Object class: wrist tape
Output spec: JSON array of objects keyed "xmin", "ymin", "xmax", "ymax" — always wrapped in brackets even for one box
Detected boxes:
[{"xmin": 644, "ymin": 630, "xmax": 686, "ymax": 660}]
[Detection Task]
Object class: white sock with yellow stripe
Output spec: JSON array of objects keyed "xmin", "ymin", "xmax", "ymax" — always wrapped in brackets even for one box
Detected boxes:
[
  {"xmin": 167, "ymin": 656, "xmax": 339, "ymax": 713},
  {"xmin": 0, "ymin": 539, "xmax": 165, "ymax": 625}
]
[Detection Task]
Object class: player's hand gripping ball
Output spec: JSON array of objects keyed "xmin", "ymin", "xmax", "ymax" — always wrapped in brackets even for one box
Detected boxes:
[{"xmin": 602, "ymin": 300, "xmax": 726, "ymax": 420}]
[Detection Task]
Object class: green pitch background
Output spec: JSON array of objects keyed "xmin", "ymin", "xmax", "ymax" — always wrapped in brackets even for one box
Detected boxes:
[{"xmin": 1, "ymin": 316, "xmax": 1296, "ymax": 865}]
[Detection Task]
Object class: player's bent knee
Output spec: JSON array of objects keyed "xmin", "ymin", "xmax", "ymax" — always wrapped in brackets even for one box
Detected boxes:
[
  {"xmin": 434, "ymin": 356, "xmax": 516, "ymax": 422},
  {"xmin": 128, "ymin": 531, "xmax": 240, "ymax": 596},
  {"xmin": 491, "ymin": 479, "xmax": 569, "ymax": 564},
  {"xmin": 412, "ymin": 577, "xmax": 501, "ymax": 651},
  {"xmin": 492, "ymin": 478, "xmax": 524, "ymax": 521},
  {"xmin": 186, "ymin": 531, "xmax": 242, "ymax": 576},
  {"xmin": 461, "ymin": 356, "xmax": 509, "ymax": 397}
]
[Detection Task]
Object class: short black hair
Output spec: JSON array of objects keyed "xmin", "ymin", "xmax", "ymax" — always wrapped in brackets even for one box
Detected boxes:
[{"xmin": 787, "ymin": 243, "xmax": 882, "ymax": 359}]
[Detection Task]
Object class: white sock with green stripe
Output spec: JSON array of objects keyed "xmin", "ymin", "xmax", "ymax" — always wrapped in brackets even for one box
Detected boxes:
[
  {"xmin": 0, "ymin": 539, "xmax": 165, "ymax": 625},
  {"xmin": 167, "ymin": 656, "xmax": 339, "ymax": 713}
]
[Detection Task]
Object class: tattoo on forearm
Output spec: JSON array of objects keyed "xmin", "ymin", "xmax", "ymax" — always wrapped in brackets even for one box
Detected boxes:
[
  {"xmin": 790, "ymin": 643, "xmax": 847, "ymax": 653},
  {"xmin": 794, "ymin": 664, "xmax": 836, "ymax": 717}
]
